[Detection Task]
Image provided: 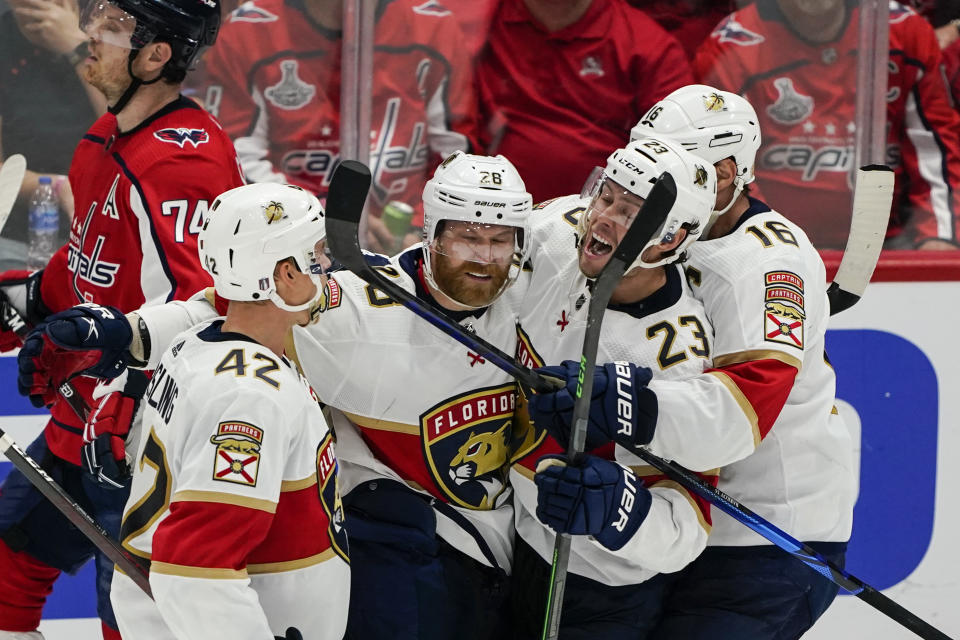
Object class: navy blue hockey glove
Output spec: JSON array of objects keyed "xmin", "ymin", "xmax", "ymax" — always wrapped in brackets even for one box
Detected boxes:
[
  {"xmin": 81, "ymin": 370, "xmax": 150, "ymax": 489},
  {"xmin": 17, "ymin": 303, "xmax": 132, "ymax": 407},
  {"xmin": 528, "ymin": 360, "xmax": 657, "ymax": 451},
  {"xmin": 275, "ymin": 628, "xmax": 303, "ymax": 640},
  {"xmin": 534, "ymin": 454, "xmax": 652, "ymax": 551}
]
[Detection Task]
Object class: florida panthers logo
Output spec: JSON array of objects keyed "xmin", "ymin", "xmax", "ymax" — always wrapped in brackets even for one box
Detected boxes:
[
  {"xmin": 712, "ymin": 15, "xmax": 764, "ymax": 46},
  {"xmin": 317, "ymin": 434, "xmax": 349, "ymax": 561},
  {"xmin": 154, "ymin": 128, "xmax": 209, "ymax": 148},
  {"xmin": 421, "ymin": 384, "xmax": 515, "ymax": 509}
]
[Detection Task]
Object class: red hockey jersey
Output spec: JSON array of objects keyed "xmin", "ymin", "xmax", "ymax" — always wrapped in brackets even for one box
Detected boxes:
[
  {"xmin": 695, "ymin": 1, "xmax": 960, "ymax": 248},
  {"xmin": 192, "ymin": 0, "xmax": 479, "ymax": 227},
  {"xmin": 39, "ymin": 97, "xmax": 244, "ymax": 464}
]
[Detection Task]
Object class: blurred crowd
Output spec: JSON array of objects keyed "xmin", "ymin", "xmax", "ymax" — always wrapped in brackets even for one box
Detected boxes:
[{"xmin": 3, "ymin": 0, "xmax": 960, "ymax": 262}]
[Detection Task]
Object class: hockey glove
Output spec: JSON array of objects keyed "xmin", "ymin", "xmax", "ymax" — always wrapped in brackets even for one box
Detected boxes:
[
  {"xmin": 17, "ymin": 303, "xmax": 133, "ymax": 407},
  {"xmin": 275, "ymin": 628, "xmax": 303, "ymax": 640},
  {"xmin": 81, "ymin": 370, "xmax": 149, "ymax": 489},
  {"xmin": 0, "ymin": 270, "xmax": 49, "ymax": 352},
  {"xmin": 534, "ymin": 454, "xmax": 651, "ymax": 551},
  {"xmin": 528, "ymin": 360, "xmax": 658, "ymax": 451}
]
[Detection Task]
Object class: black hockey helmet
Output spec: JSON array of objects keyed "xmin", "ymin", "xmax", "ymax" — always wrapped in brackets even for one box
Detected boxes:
[{"xmin": 82, "ymin": 0, "xmax": 221, "ymax": 81}]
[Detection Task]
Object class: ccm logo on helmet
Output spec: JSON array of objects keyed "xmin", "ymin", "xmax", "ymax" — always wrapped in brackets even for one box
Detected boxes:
[
  {"xmin": 615, "ymin": 156, "xmax": 646, "ymax": 176},
  {"xmin": 614, "ymin": 362, "xmax": 633, "ymax": 437},
  {"xmin": 611, "ymin": 467, "xmax": 639, "ymax": 532}
]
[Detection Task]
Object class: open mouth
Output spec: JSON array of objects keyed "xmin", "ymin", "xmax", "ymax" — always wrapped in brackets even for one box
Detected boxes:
[
  {"xmin": 584, "ymin": 231, "xmax": 614, "ymax": 257},
  {"xmin": 464, "ymin": 271, "xmax": 493, "ymax": 281}
]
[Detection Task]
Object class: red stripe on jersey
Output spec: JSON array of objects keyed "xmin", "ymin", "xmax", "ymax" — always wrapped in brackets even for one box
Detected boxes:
[
  {"xmin": 707, "ymin": 358, "xmax": 798, "ymax": 441},
  {"xmin": 247, "ymin": 486, "xmax": 332, "ymax": 565},
  {"xmin": 359, "ymin": 427, "xmax": 441, "ymax": 500},
  {"xmin": 641, "ymin": 471, "xmax": 716, "ymax": 527},
  {"xmin": 151, "ymin": 501, "xmax": 273, "ymax": 571}
]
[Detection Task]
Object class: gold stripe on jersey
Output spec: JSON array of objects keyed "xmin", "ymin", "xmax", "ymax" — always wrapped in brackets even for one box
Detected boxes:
[
  {"xmin": 203, "ymin": 287, "xmax": 217, "ymax": 309},
  {"xmin": 280, "ymin": 475, "xmax": 318, "ymax": 492},
  {"xmin": 343, "ymin": 411, "xmax": 420, "ymax": 435},
  {"xmin": 512, "ymin": 464, "xmax": 535, "ymax": 481},
  {"xmin": 627, "ymin": 465, "xmax": 721, "ymax": 479},
  {"xmin": 150, "ymin": 561, "xmax": 248, "ymax": 580},
  {"xmin": 713, "ymin": 349, "xmax": 802, "ymax": 371},
  {"xmin": 247, "ymin": 548, "xmax": 338, "ymax": 574},
  {"xmin": 172, "ymin": 490, "xmax": 277, "ymax": 514},
  {"xmin": 649, "ymin": 479, "xmax": 712, "ymax": 534},
  {"xmin": 283, "ymin": 328, "xmax": 302, "ymax": 372},
  {"xmin": 705, "ymin": 370, "xmax": 761, "ymax": 448}
]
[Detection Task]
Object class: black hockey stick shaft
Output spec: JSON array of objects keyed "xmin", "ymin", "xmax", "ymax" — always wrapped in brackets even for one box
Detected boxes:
[
  {"xmin": 325, "ymin": 160, "xmax": 560, "ymax": 394},
  {"xmin": 0, "ymin": 427, "xmax": 152, "ymax": 596},
  {"xmin": 542, "ymin": 174, "xmax": 677, "ymax": 640},
  {"xmin": 628, "ymin": 448, "xmax": 952, "ymax": 640},
  {"xmin": 328, "ymin": 163, "xmax": 944, "ymax": 637}
]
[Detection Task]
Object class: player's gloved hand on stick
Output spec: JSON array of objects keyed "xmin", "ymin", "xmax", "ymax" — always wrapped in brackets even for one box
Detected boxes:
[
  {"xmin": 534, "ymin": 454, "xmax": 652, "ymax": 551},
  {"xmin": 81, "ymin": 369, "xmax": 150, "ymax": 489},
  {"xmin": 275, "ymin": 628, "xmax": 303, "ymax": 640},
  {"xmin": 0, "ymin": 270, "xmax": 49, "ymax": 352},
  {"xmin": 528, "ymin": 360, "xmax": 658, "ymax": 451},
  {"xmin": 17, "ymin": 303, "xmax": 133, "ymax": 407}
]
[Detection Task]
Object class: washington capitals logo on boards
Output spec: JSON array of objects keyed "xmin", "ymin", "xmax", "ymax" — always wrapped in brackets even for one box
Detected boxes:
[
  {"xmin": 712, "ymin": 15, "xmax": 764, "ymax": 46},
  {"xmin": 154, "ymin": 128, "xmax": 210, "ymax": 148},
  {"xmin": 413, "ymin": 0, "xmax": 451, "ymax": 16},
  {"xmin": 230, "ymin": 1, "xmax": 278, "ymax": 22},
  {"xmin": 420, "ymin": 384, "xmax": 515, "ymax": 509},
  {"xmin": 766, "ymin": 78, "xmax": 814, "ymax": 125}
]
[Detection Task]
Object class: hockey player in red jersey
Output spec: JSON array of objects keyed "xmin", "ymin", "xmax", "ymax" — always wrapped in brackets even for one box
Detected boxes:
[
  {"xmin": 695, "ymin": 0, "xmax": 960, "ymax": 249},
  {"xmin": 192, "ymin": 0, "xmax": 479, "ymax": 251},
  {"xmin": 0, "ymin": 0, "xmax": 243, "ymax": 636}
]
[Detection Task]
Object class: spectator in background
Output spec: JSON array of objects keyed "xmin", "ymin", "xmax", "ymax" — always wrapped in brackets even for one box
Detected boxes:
[
  {"xmin": 190, "ymin": 0, "xmax": 479, "ymax": 253},
  {"xmin": 0, "ymin": 0, "xmax": 106, "ymax": 268},
  {"xmin": 475, "ymin": 0, "xmax": 693, "ymax": 202},
  {"xmin": 696, "ymin": 0, "xmax": 960, "ymax": 250},
  {"xmin": 907, "ymin": 0, "xmax": 960, "ymax": 107},
  {"xmin": 631, "ymin": 0, "xmax": 735, "ymax": 61}
]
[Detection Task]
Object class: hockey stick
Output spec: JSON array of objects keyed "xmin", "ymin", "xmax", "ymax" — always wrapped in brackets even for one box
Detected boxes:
[
  {"xmin": 629, "ymin": 447, "xmax": 952, "ymax": 640},
  {"xmin": 327, "ymin": 163, "xmax": 944, "ymax": 636},
  {"xmin": 827, "ymin": 165, "xmax": 894, "ymax": 315},
  {"xmin": 324, "ymin": 159, "xmax": 559, "ymax": 394},
  {"xmin": 0, "ymin": 153, "xmax": 92, "ymax": 422},
  {"xmin": 0, "ymin": 154, "xmax": 26, "ymax": 230},
  {"xmin": 542, "ymin": 174, "xmax": 677, "ymax": 640},
  {"xmin": 0, "ymin": 428, "xmax": 152, "ymax": 596}
]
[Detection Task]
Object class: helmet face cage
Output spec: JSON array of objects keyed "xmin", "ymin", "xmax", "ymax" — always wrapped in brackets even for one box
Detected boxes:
[
  {"xmin": 198, "ymin": 183, "xmax": 327, "ymax": 311},
  {"xmin": 577, "ymin": 137, "xmax": 717, "ymax": 271},
  {"xmin": 421, "ymin": 152, "xmax": 533, "ymax": 307},
  {"xmin": 630, "ymin": 85, "xmax": 761, "ymax": 190}
]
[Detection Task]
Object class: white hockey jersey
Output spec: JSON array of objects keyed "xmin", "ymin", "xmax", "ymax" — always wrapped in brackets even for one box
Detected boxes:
[
  {"xmin": 111, "ymin": 320, "xmax": 349, "ymax": 640},
  {"xmin": 134, "ymin": 248, "xmax": 523, "ymax": 572},
  {"xmin": 508, "ymin": 195, "xmax": 717, "ymax": 586},
  {"xmin": 647, "ymin": 198, "xmax": 855, "ymax": 545}
]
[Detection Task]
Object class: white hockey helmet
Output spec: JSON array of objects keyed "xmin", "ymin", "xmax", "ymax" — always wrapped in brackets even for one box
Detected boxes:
[
  {"xmin": 422, "ymin": 151, "xmax": 533, "ymax": 307},
  {"xmin": 631, "ymin": 84, "xmax": 760, "ymax": 223},
  {"xmin": 198, "ymin": 182, "xmax": 328, "ymax": 319},
  {"xmin": 579, "ymin": 135, "xmax": 717, "ymax": 270}
]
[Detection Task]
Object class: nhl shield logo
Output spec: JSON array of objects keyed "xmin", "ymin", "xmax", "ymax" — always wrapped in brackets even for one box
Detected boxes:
[
  {"xmin": 265, "ymin": 60, "xmax": 316, "ymax": 110},
  {"xmin": 420, "ymin": 384, "xmax": 515, "ymax": 509},
  {"xmin": 766, "ymin": 78, "xmax": 814, "ymax": 125},
  {"xmin": 211, "ymin": 421, "xmax": 263, "ymax": 486}
]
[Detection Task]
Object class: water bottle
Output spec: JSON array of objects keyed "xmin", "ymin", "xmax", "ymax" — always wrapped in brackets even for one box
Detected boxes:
[
  {"xmin": 382, "ymin": 200, "xmax": 415, "ymax": 252},
  {"xmin": 26, "ymin": 176, "xmax": 59, "ymax": 271}
]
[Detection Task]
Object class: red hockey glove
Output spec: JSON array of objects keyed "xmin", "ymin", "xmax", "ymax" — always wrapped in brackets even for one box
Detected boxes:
[{"xmin": 81, "ymin": 370, "xmax": 150, "ymax": 489}]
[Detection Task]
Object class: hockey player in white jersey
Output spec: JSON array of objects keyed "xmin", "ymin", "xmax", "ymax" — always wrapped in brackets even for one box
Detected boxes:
[
  {"xmin": 25, "ymin": 152, "xmax": 535, "ymax": 639},
  {"xmin": 509, "ymin": 138, "xmax": 719, "ymax": 639},
  {"xmin": 108, "ymin": 183, "xmax": 349, "ymax": 640},
  {"xmin": 529, "ymin": 85, "xmax": 855, "ymax": 639}
]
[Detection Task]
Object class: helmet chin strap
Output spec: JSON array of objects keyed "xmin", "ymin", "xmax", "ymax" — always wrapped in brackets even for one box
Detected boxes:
[
  {"xmin": 268, "ymin": 274, "xmax": 327, "ymax": 324},
  {"xmin": 108, "ymin": 49, "xmax": 165, "ymax": 116},
  {"xmin": 703, "ymin": 179, "xmax": 744, "ymax": 237}
]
